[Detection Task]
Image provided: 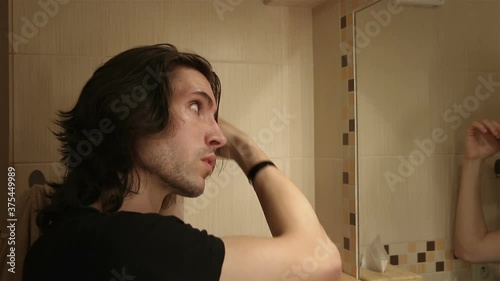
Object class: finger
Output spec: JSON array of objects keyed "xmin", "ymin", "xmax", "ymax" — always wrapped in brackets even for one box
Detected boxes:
[
  {"xmin": 496, "ymin": 120, "xmax": 500, "ymax": 139},
  {"xmin": 481, "ymin": 119, "xmax": 500, "ymax": 138},
  {"xmin": 491, "ymin": 119, "xmax": 500, "ymax": 137},
  {"xmin": 468, "ymin": 120, "xmax": 488, "ymax": 135}
]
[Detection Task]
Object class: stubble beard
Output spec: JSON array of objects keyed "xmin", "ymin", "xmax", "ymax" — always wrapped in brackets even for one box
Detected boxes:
[{"xmin": 151, "ymin": 148, "xmax": 207, "ymax": 198}]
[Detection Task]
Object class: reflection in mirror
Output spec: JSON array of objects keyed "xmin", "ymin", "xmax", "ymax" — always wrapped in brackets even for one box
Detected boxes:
[{"xmin": 356, "ymin": 0, "xmax": 500, "ymax": 280}]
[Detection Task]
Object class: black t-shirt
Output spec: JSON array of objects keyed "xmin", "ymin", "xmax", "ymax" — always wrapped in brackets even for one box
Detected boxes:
[{"xmin": 23, "ymin": 208, "xmax": 225, "ymax": 281}]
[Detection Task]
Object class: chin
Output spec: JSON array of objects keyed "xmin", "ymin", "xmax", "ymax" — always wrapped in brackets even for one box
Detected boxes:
[
  {"xmin": 190, "ymin": 187, "xmax": 204, "ymax": 197},
  {"xmin": 183, "ymin": 183, "xmax": 205, "ymax": 198}
]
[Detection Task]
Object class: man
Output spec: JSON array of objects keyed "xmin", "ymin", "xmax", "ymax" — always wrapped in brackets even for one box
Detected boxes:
[
  {"xmin": 455, "ymin": 119, "xmax": 500, "ymax": 263},
  {"xmin": 23, "ymin": 44, "xmax": 341, "ymax": 281}
]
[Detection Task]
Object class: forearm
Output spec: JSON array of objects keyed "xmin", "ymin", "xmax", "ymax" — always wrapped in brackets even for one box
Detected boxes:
[
  {"xmin": 217, "ymin": 120, "xmax": 341, "ymax": 281},
  {"xmin": 455, "ymin": 159, "xmax": 487, "ymax": 260},
  {"xmin": 232, "ymin": 136, "xmax": 326, "ymax": 240},
  {"xmin": 253, "ymin": 167, "xmax": 326, "ymax": 239}
]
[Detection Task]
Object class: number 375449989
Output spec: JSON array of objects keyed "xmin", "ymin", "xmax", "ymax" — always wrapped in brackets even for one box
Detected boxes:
[{"xmin": 7, "ymin": 167, "xmax": 15, "ymax": 216}]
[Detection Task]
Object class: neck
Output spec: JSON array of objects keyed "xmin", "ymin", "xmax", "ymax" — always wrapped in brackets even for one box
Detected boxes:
[
  {"xmin": 119, "ymin": 189, "xmax": 183, "ymax": 219},
  {"xmin": 118, "ymin": 166, "xmax": 171, "ymax": 213},
  {"xmin": 91, "ymin": 168, "xmax": 184, "ymax": 218}
]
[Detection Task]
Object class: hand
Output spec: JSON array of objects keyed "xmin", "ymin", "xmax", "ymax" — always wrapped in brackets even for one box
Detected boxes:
[
  {"xmin": 215, "ymin": 119, "xmax": 269, "ymax": 174},
  {"xmin": 215, "ymin": 119, "xmax": 245, "ymax": 160},
  {"xmin": 464, "ymin": 119, "xmax": 500, "ymax": 161}
]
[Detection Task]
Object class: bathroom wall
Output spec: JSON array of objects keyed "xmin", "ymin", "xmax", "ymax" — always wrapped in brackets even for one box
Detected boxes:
[
  {"xmin": 313, "ymin": 0, "xmax": 355, "ymax": 276},
  {"xmin": 7, "ymin": 0, "xmax": 315, "ymax": 240},
  {"xmin": 356, "ymin": 0, "xmax": 500, "ymax": 280}
]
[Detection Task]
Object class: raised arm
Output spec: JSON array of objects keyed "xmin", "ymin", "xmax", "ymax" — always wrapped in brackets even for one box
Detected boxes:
[
  {"xmin": 216, "ymin": 120, "xmax": 342, "ymax": 281},
  {"xmin": 455, "ymin": 119, "xmax": 500, "ymax": 263}
]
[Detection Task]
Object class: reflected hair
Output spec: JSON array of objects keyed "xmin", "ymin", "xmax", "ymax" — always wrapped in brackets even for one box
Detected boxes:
[{"xmin": 37, "ymin": 43, "xmax": 221, "ymax": 232}]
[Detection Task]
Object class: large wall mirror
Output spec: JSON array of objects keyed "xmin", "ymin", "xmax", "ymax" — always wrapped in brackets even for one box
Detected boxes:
[{"xmin": 355, "ymin": 0, "xmax": 500, "ymax": 280}]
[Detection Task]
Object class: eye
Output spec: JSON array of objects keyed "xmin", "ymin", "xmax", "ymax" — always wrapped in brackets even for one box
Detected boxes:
[{"xmin": 190, "ymin": 102, "xmax": 200, "ymax": 114}]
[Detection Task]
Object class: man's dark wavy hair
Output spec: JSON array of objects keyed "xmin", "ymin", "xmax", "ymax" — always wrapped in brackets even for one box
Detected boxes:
[{"xmin": 37, "ymin": 43, "xmax": 221, "ymax": 232}]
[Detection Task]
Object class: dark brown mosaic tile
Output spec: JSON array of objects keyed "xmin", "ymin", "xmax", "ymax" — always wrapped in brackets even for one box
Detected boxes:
[
  {"xmin": 342, "ymin": 55, "xmax": 348, "ymax": 67},
  {"xmin": 436, "ymin": 261, "xmax": 444, "ymax": 272},
  {"xmin": 427, "ymin": 241, "xmax": 435, "ymax": 251},
  {"xmin": 349, "ymin": 119, "xmax": 355, "ymax": 132},
  {"xmin": 390, "ymin": 255, "xmax": 399, "ymax": 265},
  {"xmin": 349, "ymin": 213, "xmax": 355, "ymax": 226},
  {"xmin": 343, "ymin": 172, "xmax": 349, "ymax": 184},
  {"xmin": 418, "ymin": 252, "xmax": 426, "ymax": 263},
  {"xmin": 348, "ymin": 79, "xmax": 354, "ymax": 92}
]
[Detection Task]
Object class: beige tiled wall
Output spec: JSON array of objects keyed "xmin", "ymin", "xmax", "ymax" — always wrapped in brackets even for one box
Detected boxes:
[
  {"xmin": 313, "ymin": 0, "xmax": 343, "ymax": 160},
  {"xmin": 356, "ymin": 0, "xmax": 500, "ymax": 279},
  {"xmin": 10, "ymin": 0, "xmax": 315, "ymax": 239},
  {"xmin": 313, "ymin": 0, "xmax": 348, "ymax": 275}
]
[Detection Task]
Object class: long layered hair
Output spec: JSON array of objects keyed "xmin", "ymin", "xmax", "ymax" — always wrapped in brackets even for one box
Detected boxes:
[{"xmin": 37, "ymin": 44, "xmax": 221, "ymax": 232}]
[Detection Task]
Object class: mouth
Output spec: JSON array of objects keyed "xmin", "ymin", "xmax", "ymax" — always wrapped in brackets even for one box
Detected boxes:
[{"xmin": 201, "ymin": 153, "xmax": 217, "ymax": 171}]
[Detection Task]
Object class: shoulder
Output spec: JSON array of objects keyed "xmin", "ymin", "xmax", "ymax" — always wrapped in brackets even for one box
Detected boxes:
[
  {"xmin": 43, "ymin": 209, "xmax": 221, "ymax": 249},
  {"xmin": 97, "ymin": 211, "xmax": 224, "ymax": 253},
  {"xmin": 98, "ymin": 212, "xmax": 226, "ymax": 280},
  {"xmin": 26, "ymin": 210, "xmax": 226, "ymax": 281},
  {"xmin": 102, "ymin": 211, "xmax": 205, "ymax": 238}
]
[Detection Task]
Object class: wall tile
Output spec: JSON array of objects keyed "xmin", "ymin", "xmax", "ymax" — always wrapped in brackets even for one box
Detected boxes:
[
  {"xmin": 288, "ymin": 158, "xmax": 315, "ymax": 206},
  {"xmin": 214, "ymin": 62, "xmax": 290, "ymax": 158},
  {"xmin": 315, "ymin": 158, "xmax": 343, "ymax": 246},
  {"xmin": 284, "ymin": 64, "xmax": 315, "ymax": 157},
  {"xmin": 313, "ymin": 0, "xmax": 343, "ymax": 158},
  {"xmin": 12, "ymin": 0, "xmax": 287, "ymax": 64}
]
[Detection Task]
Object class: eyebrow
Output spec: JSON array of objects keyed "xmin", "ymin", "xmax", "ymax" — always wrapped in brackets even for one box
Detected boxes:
[
  {"xmin": 192, "ymin": 91, "xmax": 219, "ymax": 121},
  {"xmin": 192, "ymin": 90, "xmax": 215, "ymax": 109}
]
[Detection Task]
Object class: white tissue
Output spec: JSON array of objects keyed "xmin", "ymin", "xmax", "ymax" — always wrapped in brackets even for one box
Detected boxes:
[{"xmin": 361, "ymin": 234, "xmax": 389, "ymax": 273}]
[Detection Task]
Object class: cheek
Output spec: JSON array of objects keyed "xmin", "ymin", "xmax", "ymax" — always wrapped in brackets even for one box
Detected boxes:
[
  {"xmin": 135, "ymin": 140, "xmax": 154, "ymax": 160},
  {"xmin": 167, "ymin": 133, "xmax": 192, "ymax": 154}
]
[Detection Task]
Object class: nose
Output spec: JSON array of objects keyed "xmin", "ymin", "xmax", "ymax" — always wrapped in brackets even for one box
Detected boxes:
[{"xmin": 206, "ymin": 119, "xmax": 227, "ymax": 149}]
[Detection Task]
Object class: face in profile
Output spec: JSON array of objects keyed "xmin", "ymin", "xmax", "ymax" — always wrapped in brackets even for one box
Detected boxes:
[{"xmin": 134, "ymin": 66, "xmax": 227, "ymax": 197}]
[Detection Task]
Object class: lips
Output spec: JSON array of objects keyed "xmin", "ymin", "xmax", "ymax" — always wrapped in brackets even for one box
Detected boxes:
[{"xmin": 201, "ymin": 153, "xmax": 216, "ymax": 170}]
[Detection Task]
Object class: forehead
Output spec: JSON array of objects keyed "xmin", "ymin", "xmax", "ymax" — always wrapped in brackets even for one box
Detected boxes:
[{"xmin": 170, "ymin": 67, "xmax": 215, "ymax": 100}]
